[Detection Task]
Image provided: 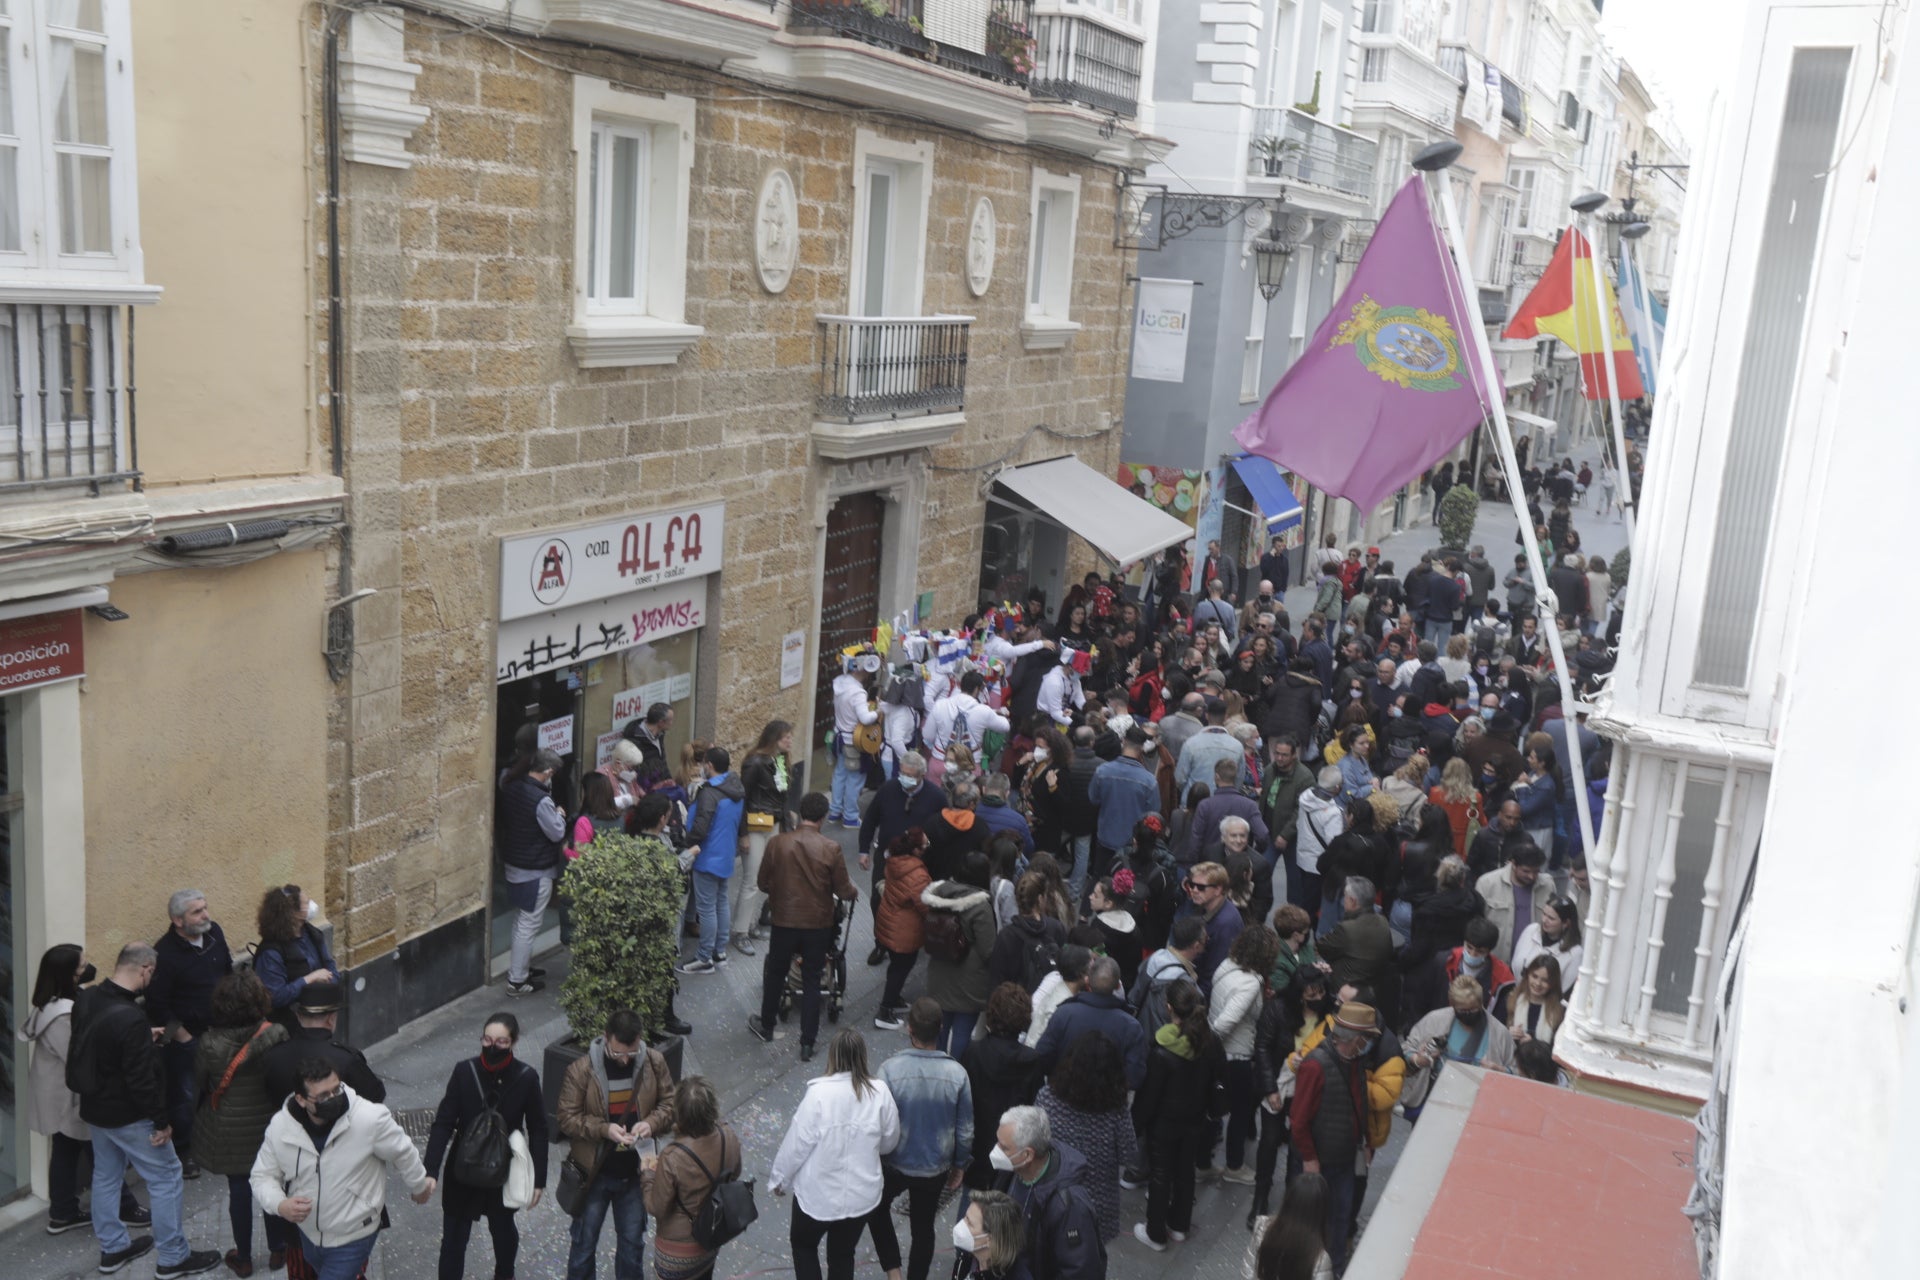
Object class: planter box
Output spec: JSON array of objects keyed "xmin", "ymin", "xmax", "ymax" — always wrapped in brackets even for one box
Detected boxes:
[{"xmin": 541, "ymin": 1033, "xmax": 686, "ymax": 1136}]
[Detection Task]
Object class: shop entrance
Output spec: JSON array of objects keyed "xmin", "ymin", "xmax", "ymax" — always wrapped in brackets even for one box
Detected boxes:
[
  {"xmin": 815, "ymin": 491, "xmax": 886, "ymax": 756},
  {"xmin": 1, "ymin": 698, "xmax": 22, "ymax": 1204}
]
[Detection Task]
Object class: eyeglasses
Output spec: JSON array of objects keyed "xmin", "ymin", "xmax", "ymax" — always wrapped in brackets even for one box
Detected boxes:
[{"xmin": 302, "ymin": 1083, "xmax": 345, "ymax": 1107}]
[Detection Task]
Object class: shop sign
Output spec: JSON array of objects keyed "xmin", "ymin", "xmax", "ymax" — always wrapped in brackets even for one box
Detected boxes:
[
  {"xmin": 499, "ymin": 502, "xmax": 725, "ymax": 621},
  {"xmin": 0, "ymin": 608, "xmax": 84, "ymax": 694},
  {"xmin": 595, "ymin": 730, "xmax": 625, "ymax": 768},
  {"xmin": 538, "ymin": 715, "xmax": 574, "ymax": 755},
  {"xmin": 497, "ymin": 577, "xmax": 708, "ymax": 683}
]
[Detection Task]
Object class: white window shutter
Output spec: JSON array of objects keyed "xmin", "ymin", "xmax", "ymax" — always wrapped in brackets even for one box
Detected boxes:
[{"xmin": 923, "ymin": 0, "xmax": 990, "ymax": 55}]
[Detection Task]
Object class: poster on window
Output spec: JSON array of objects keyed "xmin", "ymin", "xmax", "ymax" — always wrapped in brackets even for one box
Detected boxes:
[{"xmin": 1131, "ymin": 278, "xmax": 1195, "ymax": 382}]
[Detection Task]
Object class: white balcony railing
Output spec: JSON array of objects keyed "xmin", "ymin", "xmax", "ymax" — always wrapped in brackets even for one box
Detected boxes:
[
  {"xmin": 1562, "ymin": 737, "xmax": 1771, "ymax": 1094},
  {"xmin": 1352, "ymin": 43, "xmax": 1458, "ymax": 131},
  {"xmin": 1248, "ymin": 106, "xmax": 1378, "ymax": 198},
  {"xmin": 0, "ymin": 302, "xmax": 140, "ymax": 497}
]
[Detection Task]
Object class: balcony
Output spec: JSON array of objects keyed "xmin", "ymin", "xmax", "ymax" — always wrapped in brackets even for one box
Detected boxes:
[
  {"xmin": 0, "ymin": 303, "xmax": 139, "ymax": 497},
  {"xmin": 1248, "ymin": 106, "xmax": 1378, "ymax": 202},
  {"xmin": 788, "ymin": 0, "xmax": 1035, "ymax": 87},
  {"xmin": 812, "ymin": 315, "xmax": 972, "ymax": 458},
  {"xmin": 1352, "ymin": 44, "xmax": 1458, "ymax": 133},
  {"xmin": 1030, "ymin": 12, "xmax": 1143, "ymax": 117}
]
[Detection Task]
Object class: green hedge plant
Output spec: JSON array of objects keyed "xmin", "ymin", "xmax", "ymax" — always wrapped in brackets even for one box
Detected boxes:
[
  {"xmin": 1438, "ymin": 483, "xmax": 1480, "ymax": 552},
  {"xmin": 559, "ymin": 831, "xmax": 682, "ymax": 1043}
]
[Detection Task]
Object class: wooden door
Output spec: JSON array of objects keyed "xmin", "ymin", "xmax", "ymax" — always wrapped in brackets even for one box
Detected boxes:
[{"xmin": 815, "ymin": 491, "xmax": 887, "ymax": 745}]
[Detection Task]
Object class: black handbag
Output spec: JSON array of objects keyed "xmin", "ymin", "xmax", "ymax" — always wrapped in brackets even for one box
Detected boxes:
[
  {"xmin": 555, "ymin": 1156, "xmax": 591, "ymax": 1217},
  {"xmin": 669, "ymin": 1130, "xmax": 757, "ymax": 1251}
]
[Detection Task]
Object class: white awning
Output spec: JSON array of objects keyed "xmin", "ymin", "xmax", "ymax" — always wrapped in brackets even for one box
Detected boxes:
[
  {"xmin": 1508, "ymin": 410, "xmax": 1558, "ymax": 433},
  {"xmin": 990, "ymin": 456, "xmax": 1195, "ymax": 565}
]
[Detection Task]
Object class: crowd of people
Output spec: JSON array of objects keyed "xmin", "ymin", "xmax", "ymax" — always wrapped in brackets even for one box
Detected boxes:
[{"xmin": 14, "ymin": 470, "xmax": 1617, "ymax": 1280}]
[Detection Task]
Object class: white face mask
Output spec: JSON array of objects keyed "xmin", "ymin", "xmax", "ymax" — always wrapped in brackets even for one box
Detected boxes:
[
  {"xmin": 988, "ymin": 1145, "xmax": 1018, "ymax": 1172},
  {"xmin": 900, "ymin": 776, "xmax": 921, "ymax": 791},
  {"xmin": 951, "ymin": 1220, "xmax": 980, "ymax": 1252},
  {"xmin": 306, "ymin": 899, "xmax": 321, "ymax": 922},
  {"xmin": 1033, "ymin": 746, "xmax": 1050, "ymax": 762}
]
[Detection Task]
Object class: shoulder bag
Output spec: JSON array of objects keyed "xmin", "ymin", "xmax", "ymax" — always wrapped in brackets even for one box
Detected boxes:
[{"xmin": 669, "ymin": 1129, "xmax": 758, "ymax": 1251}]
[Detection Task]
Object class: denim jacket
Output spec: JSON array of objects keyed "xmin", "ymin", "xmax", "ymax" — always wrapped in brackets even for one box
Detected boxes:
[{"xmin": 878, "ymin": 1047, "xmax": 973, "ymax": 1178}]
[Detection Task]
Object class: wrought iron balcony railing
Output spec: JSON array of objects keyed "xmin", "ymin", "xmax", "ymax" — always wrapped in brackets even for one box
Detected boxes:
[
  {"xmin": 1029, "ymin": 13, "xmax": 1142, "ymax": 117},
  {"xmin": 788, "ymin": 0, "xmax": 1035, "ymax": 87},
  {"xmin": 1248, "ymin": 106, "xmax": 1378, "ymax": 199},
  {"xmin": 816, "ymin": 315, "xmax": 972, "ymax": 422},
  {"xmin": 0, "ymin": 301, "xmax": 139, "ymax": 497}
]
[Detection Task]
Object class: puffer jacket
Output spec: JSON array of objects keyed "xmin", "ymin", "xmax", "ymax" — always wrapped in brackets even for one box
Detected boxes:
[
  {"xmin": 191, "ymin": 1020, "xmax": 291, "ymax": 1175},
  {"xmin": 1287, "ymin": 1018, "xmax": 1406, "ymax": 1150},
  {"xmin": 19, "ymin": 1000, "xmax": 87, "ymax": 1140},
  {"xmin": 875, "ymin": 852, "xmax": 931, "ymax": 955},
  {"xmin": 250, "ymin": 1086, "xmax": 429, "ymax": 1248},
  {"xmin": 687, "ymin": 772, "xmax": 747, "ymax": 878},
  {"xmin": 922, "ymin": 883, "xmax": 997, "ymax": 1013},
  {"xmin": 1207, "ymin": 958, "xmax": 1265, "ymax": 1061}
]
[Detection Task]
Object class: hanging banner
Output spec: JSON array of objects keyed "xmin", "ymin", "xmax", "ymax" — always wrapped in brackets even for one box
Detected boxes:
[{"xmin": 1131, "ymin": 278, "xmax": 1195, "ymax": 382}]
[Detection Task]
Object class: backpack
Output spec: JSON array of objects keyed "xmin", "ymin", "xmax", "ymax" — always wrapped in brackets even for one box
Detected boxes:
[
  {"xmin": 669, "ymin": 1129, "xmax": 758, "ymax": 1251},
  {"xmin": 1133, "ymin": 974, "xmax": 1179, "ymax": 1037},
  {"xmin": 451, "ymin": 1061, "xmax": 513, "ymax": 1189},
  {"xmin": 1016, "ymin": 926, "xmax": 1061, "ymax": 994},
  {"xmin": 922, "ymin": 902, "xmax": 972, "ymax": 963}
]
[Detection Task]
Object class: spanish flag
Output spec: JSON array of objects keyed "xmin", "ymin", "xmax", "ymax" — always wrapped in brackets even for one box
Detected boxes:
[{"xmin": 1503, "ymin": 227, "xmax": 1645, "ymax": 401}]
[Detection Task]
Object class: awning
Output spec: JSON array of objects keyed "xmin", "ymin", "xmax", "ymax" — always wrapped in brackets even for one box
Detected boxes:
[
  {"xmin": 1228, "ymin": 454, "xmax": 1305, "ymax": 533},
  {"xmin": 990, "ymin": 456, "xmax": 1195, "ymax": 565}
]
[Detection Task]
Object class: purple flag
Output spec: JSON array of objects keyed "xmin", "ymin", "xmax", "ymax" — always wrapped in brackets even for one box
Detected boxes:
[{"xmin": 1234, "ymin": 177, "xmax": 1492, "ymax": 512}]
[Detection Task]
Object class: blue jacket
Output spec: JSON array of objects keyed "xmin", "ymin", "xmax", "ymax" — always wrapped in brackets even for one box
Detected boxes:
[
  {"xmin": 1034, "ymin": 990, "xmax": 1148, "ymax": 1089},
  {"xmin": 878, "ymin": 1047, "xmax": 974, "ymax": 1177},
  {"xmin": 1088, "ymin": 755, "xmax": 1160, "ymax": 851},
  {"xmin": 1178, "ymin": 899, "xmax": 1244, "ymax": 996},
  {"xmin": 688, "ymin": 772, "xmax": 747, "ymax": 878},
  {"xmin": 1512, "ymin": 772, "xmax": 1558, "ymax": 828},
  {"xmin": 1174, "ymin": 726, "xmax": 1244, "ymax": 798},
  {"xmin": 254, "ymin": 923, "xmax": 340, "ymax": 1014},
  {"xmin": 974, "ymin": 797, "xmax": 1034, "ymax": 854}
]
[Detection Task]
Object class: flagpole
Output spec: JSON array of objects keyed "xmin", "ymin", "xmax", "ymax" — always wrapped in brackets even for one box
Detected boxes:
[
  {"xmin": 1413, "ymin": 142, "xmax": 1600, "ymax": 906},
  {"xmin": 1571, "ymin": 195, "xmax": 1637, "ymax": 542}
]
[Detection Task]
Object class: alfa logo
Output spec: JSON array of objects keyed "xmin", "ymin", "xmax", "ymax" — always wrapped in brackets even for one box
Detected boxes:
[
  {"xmin": 1331, "ymin": 295, "xmax": 1464, "ymax": 392},
  {"xmin": 531, "ymin": 538, "xmax": 571, "ymax": 606}
]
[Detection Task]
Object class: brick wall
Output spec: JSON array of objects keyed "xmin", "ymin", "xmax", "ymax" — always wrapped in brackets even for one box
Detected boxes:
[{"xmin": 325, "ymin": 19, "xmax": 1136, "ymax": 965}]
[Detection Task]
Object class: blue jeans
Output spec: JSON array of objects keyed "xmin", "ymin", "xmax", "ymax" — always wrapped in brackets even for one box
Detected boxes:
[
  {"xmin": 693, "ymin": 870, "xmax": 731, "ymax": 964},
  {"xmin": 1423, "ymin": 618, "xmax": 1453, "ymax": 650},
  {"xmin": 937, "ymin": 1011, "xmax": 978, "ymax": 1063},
  {"xmin": 831, "ymin": 745, "xmax": 865, "ymax": 824},
  {"xmin": 92, "ymin": 1120, "xmax": 187, "ymax": 1264},
  {"xmin": 1066, "ymin": 834, "xmax": 1091, "ymax": 906},
  {"xmin": 297, "ymin": 1229, "xmax": 378, "ymax": 1280},
  {"xmin": 163, "ymin": 1038, "xmax": 198, "ymax": 1159},
  {"xmin": 566, "ymin": 1169, "xmax": 648, "ymax": 1280}
]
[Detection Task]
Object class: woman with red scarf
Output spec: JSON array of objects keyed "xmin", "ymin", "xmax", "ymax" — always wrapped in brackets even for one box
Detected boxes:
[{"xmin": 424, "ymin": 1013, "xmax": 548, "ymax": 1280}]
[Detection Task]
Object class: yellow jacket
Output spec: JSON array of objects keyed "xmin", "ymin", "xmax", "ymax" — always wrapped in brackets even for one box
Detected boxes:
[{"xmin": 1290, "ymin": 1018, "xmax": 1404, "ymax": 1150}]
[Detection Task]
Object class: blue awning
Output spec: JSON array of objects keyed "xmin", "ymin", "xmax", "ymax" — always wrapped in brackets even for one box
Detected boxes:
[{"xmin": 1230, "ymin": 454, "xmax": 1305, "ymax": 532}]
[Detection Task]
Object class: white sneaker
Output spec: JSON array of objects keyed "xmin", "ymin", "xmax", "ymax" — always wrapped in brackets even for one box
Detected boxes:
[
  {"xmin": 1221, "ymin": 1165, "xmax": 1256, "ymax": 1186},
  {"xmin": 1168, "ymin": 1229, "xmax": 1188, "ymax": 1243},
  {"xmin": 1132, "ymin": 1224, "xmax": 1167, "ymax": 1253}
]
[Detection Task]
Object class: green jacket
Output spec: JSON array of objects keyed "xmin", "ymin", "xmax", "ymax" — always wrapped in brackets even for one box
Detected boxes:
[
  {"xmin": 191, "ymin": 1020, "xmax": 290, "ymax": 1176},
  {"xmin": 1262, "ymin": 762, "xmax": 1317, "ymax": 852}
]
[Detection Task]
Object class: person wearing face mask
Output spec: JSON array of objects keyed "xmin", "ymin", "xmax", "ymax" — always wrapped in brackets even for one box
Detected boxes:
[
  {"xmin": 257, "ymin": 983, "xmax": 385, "ymax": 1115},
  {"xmin": 253, "ymin": 885, "xmax": 340, "ymax": 1029},
  {"xmin": 253, "ymin": 1061, "xmax": 434, "ymax": 1280},
  {"xmin": 21, "ymin": 944, "xmax": 151, "ymax": 1238},
  {"xmin": 558, "ymin": 1008, "xmax": 677, "ymax": 1280},
  {"xmin": 991, "ymin": 1104, "xmax": 1107, "ymax": 1277},
  {"xmin": 424, "ymin": 1013, "xmax": 547, "ymax": 1280},
  {"xmin": 69, "ymin": 943, "xmax": 225, "ymax": 1277},
  {"xmin": 1285, "ymin": 1003, "xmax": 1377, "ymax": 1269},
  {"xmin": 953, "ymin": 1189, "xmax": 1034, "ymax": 1280},
  {"xmin": 1443, "ymin": 917, "xmax": 1514, "ymax": 1010},
  {"xmin": 859, "ymin": 750, "xmax": 948, "ymax": 960},
  {"xmin": 1401, "ymin": 976, "xmax": 1517, "ymax": 1121},
  {"xmin": 146, "ymin": 889, "xmax": 235, "ymax": 1180}
]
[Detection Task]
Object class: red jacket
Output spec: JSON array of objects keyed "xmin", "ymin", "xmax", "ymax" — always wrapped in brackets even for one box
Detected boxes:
[{"xmin": 1444, "ymin": 946, "xmax": 1514, "ymax": 1003}]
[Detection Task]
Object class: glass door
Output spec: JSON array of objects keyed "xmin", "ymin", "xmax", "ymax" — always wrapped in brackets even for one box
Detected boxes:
[{"xmin": 1, "ymin": 696, "xmax": 24, "ymax": 1203}]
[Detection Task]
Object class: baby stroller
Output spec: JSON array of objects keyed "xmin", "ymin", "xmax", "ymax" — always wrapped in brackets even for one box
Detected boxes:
[{"xmin": 778, "ymin": 896, "xmax": 855, "ymax": 1026}]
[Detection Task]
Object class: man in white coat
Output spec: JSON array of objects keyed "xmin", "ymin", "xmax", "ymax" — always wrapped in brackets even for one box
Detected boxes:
[
  {"xmin": 252, "ymin": 1062, "xmax": 432, "ymax": 1279},
  {"xmin": 1036, "ymin": 651, "xmax": 1086, "ymax": 731}
]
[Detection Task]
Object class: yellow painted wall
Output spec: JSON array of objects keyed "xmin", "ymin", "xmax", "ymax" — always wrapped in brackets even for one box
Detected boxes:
[
  {"xmin": 79, "ymin": 551, "xmax": 331, "ymax": 957},
  {"xmin": 130, "ymin": 0, "xmax": 316, "ymax": 485}
]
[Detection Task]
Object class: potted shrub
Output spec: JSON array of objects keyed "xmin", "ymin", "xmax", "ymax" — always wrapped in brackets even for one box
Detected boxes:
[
  {"xmin": 1438, "ymin": 483, "xmax": 1481, "ymax": 553},
  {"xmin": 1255, "ymin": 135, "xmax": 1296, "ymax": 177},
  {"xmin": 541, "ymin": 830, "xmax": 685, "ymax": 1130}
]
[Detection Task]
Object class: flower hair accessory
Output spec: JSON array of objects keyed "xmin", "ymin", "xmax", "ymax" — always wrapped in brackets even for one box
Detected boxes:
[
  {"xmin": 1111, "ymin": 868, "xmax": 1136, "ymax": 897},
  {"xmin": 1140, "ymin": 814, "xmax": 1165, "ymax": 836}
]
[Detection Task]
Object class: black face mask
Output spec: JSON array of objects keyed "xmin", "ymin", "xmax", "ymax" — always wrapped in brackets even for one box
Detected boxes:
[
  {"xmin": 76, "ymin": 963, "xmax": 98, "ymax": 986},
  {"xmin": 1455, "ymin": 1009, "xmax": 1486, "ymax": 1029},
  {"xmin": 480, "ymin": 1045, "xmax": 513, "ymax": 1069},
  {"xmin": 310, "ymin": 1094, "xmax": 349, "ymax": 1124},
  {"xmin": 1307, "ymin": 993, "xmax": 1335, "ymax": 1015}
]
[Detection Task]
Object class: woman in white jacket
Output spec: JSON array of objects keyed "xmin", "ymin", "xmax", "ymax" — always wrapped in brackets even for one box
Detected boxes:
[
  {"xmin": 1210, "ymin": 926, "xmax": 1281, "ymax": 1188},
  {"xmin": 251, "ymin": 1062, "xmax": 434, "ymax": 1278},
  {"xmin": 770, "ymin": 1027, "xmax": 902, "ymax": 1280}
]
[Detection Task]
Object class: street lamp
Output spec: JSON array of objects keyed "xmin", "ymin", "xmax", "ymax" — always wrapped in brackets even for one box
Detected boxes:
[{"xmin": 1252, "ymin": 213, "xmax": 1297, "ymax": 301}]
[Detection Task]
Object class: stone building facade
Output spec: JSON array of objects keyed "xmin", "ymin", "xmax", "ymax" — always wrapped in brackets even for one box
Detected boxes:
[{"xmin": 324, "ymin": 5, "xmax": 1156, "ymax": 1038}]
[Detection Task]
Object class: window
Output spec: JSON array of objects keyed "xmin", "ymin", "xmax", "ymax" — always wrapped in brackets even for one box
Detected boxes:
[
  {"xmin": 1511, "ymin": 165, "xmax": 1538, "ymax": 229},
  {"xmin": 1360, "ymin": 0, "xmax": 1393, "ymax": 35},
  {"xmin": 849, "ymin": 130, "xmax": 932, "ymax": 317},
  {"xmin": 568, "ymin": 77, "xmax": 700, "ymax": 367},
  {"xmin": 1361, "ymin": 49, "xmax": 1388, "ymax": 83},
  {"xmin": 1021, "ymin": 167, "xmax": 1081, "ymax": 350},
  {"xmin": 1241, "ymin": 286, "xmax": 1268, "ymax": 403},
  {"xmin": 0, "ymin": 0, "xmax": 142, "ymax": 283}
]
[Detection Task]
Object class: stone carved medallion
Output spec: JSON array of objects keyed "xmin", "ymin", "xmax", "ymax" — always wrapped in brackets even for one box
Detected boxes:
[
  {"xmin": 756, "ymin": 168, "xmax": 798, "ymax": 294},
  {"xmin": 966, "ymin": 197, "xmax": 995, "ymax": 297}
]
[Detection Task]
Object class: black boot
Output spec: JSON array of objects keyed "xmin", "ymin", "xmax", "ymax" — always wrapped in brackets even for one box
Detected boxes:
[{"xmin": 1247, "ymin": 1182, "xmax": 1271, "ymax": 1233}]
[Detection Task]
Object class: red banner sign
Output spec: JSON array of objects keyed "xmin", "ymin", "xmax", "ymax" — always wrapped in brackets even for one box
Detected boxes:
[{"xmin": 0, "ymin": 608, "xmax": 84, "ymax": 694}]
